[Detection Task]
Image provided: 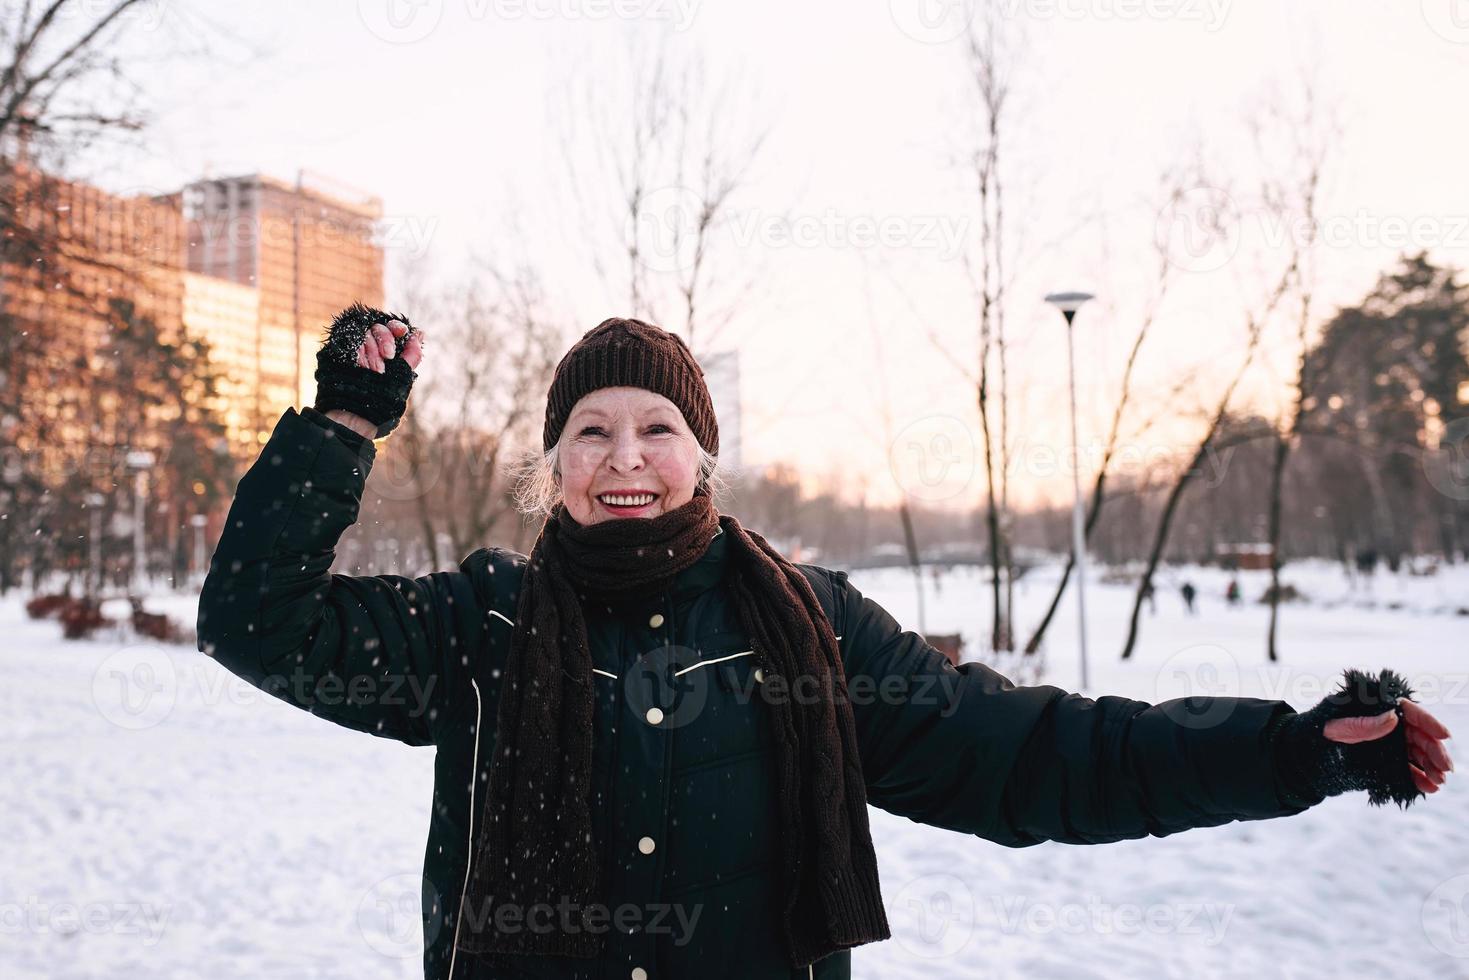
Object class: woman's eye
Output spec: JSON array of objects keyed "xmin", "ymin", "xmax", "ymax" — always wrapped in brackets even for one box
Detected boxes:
[{"xmin": 578, "ymin": 425, "xmax": 669, "ymax": 436}]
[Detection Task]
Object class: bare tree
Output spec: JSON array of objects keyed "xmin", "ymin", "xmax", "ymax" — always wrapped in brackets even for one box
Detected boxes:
[
  {"xmin": 553, "ymin": 38, "xmax": 768, "ymax": 355},
  {"xmin": 1253, "ymin": 77, "xmax": 1338, "ymax": 661},
  {"xmin": 387, "ymin": 256, "xmax": 560, "ymax": 568},
  {"xmin": 0, "ymin": 1, "xmax": 216, "ymax": 594},
  {"xmin": 1119, "ymin": 251, "xmax": 1299, "ymax": 659},
  {"xmin": 959, "ymin": 6, "xmax": 1021, "ymax": 653},
  {"xmin": 0, "ymin": 1, "xmax": 151, "ymax": 157}
]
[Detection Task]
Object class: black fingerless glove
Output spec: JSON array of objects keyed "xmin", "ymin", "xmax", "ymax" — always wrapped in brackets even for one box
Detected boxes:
[
  {"xmin": 1267, "ymin": 668, "xmax": 1423, "ymax": 809},
  {"xmin": 312, "ymin": 302, "xmax": 419, "ymax": 438}
]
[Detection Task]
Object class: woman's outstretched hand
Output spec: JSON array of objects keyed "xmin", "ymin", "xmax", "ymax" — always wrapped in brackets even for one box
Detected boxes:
[{"xmin": 1324, "ymin": 698, "xmax": 1453, "ymax": 796}]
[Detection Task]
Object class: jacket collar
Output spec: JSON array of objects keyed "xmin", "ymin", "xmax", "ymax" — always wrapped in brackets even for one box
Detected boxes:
[{"xmin": 668, "ymin": 523, "xmax": 727, "ymax": 604}]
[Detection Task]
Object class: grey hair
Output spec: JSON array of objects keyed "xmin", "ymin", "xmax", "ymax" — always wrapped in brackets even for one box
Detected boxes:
[{"xmin": 511, "ymin": 437, "xmax": 734, "ymax": 519}]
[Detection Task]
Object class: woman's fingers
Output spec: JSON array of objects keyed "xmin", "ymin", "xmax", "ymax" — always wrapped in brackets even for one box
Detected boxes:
[
  {"xmin": 1410, "ymin": 763, "xmax": 1441, "ymax": 795},
  {"xmin": 401, "ymin": 328, "xmax": 425, "ymax": 369},
  {"xmin": 1323, "ymin": 710, "xmax": 1398, "ymax": 744},
  {"xmin": 371, "ymin": 322, "xmax": 396, "ymax": 360},
  {"xmin": 1407, "ymin": 725, "xmax": 1455, "ymax": 773},
  {"xmin": 1401, "ymin": 698, "xmax": 1452, "ymax": 740},
  {"xmin": 1408, "ymin": 741, "xmax": 1447, "ymax": 784},
  {"xmin": 354, "ymin": 321, "xmax": 416, "ymax": 373},
  {"xmin": 365, "ymin": 336, "xmax": 384, "ymax": 372}
]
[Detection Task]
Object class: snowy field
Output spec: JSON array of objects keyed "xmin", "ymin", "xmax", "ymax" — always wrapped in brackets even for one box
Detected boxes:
[{"xmin": 2, "ymin": 558, "xmax": 1466, "ymax": 979}]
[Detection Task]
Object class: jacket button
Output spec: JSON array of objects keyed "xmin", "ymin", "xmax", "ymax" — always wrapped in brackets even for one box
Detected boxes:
[
  {"xmin": 638, "ymin": 836, "xmax": 656, "ymax": 854},
  {"xmin": 648, "ymin": 612, "xmax": 665, "ymax": 628},
  {"xmin": 754, "ymin": 668, "xmax": 765, "ymax": 683},
  {"xmin": 631, "ymin": 970, "xmax": 648, "ymax": 980},
  {"xmin": 645, "ymin": 707, "xmax": 664, "ymax": 726}
]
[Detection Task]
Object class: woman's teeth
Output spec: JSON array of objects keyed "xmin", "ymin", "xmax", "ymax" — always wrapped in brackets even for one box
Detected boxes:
[{"xmin": 598, "ymin": 493, "xmax": 657, "ymax": 507}]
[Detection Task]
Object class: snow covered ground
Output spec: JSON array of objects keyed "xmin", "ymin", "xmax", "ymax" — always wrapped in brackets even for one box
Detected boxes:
[{"xmin": 2, "ymin": 558, "xmax": 1466, "ymax": 979}]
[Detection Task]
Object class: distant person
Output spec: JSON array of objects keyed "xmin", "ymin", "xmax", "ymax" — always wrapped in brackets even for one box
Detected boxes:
[
  {"xmin": 1226, "ymin": 578, "xmax": 1242, "ymax": 607},
  {"xmin": 1181, "ymin": 580, "xmax": 1198, "ymax": 614},
  {"xmin": 1356, "ymin": 547, "xmax": 1379, "ymax": 594}
]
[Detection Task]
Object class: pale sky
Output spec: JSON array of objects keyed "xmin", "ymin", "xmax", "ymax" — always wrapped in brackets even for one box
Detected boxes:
[{"xmin": 84, "ymin": 0, "xmax": 1469, "ymax": 511}]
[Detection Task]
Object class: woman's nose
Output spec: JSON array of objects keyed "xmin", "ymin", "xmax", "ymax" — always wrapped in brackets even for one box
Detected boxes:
[{"xmin": 607, "ymin": 434, "xmax": 645, "ymax": 471}]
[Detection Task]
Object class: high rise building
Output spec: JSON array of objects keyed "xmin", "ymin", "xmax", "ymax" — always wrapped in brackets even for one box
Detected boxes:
[
  {"xmin": 180, "ymin": 272, "xmax": 262, "ymax": 458},
  {"xmin": 699, "ymin": 349, "xmax": 743, "ymax": 476},
  {"xmin": 0, "ymin": 162, "xmax": 185, "ymax": 456},
  {"xmin": 182, "ymin": 171, "xmax": 384, "ymax": 440},
  {"xmin": 1, "ymin": 167, "xmax": 388, "ymax": 458}
]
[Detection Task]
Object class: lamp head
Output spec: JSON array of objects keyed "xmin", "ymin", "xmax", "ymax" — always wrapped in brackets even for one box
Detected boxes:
[{"xmin": 1044, "ymin": 291, "xmax": 1095, "ymax": 314}]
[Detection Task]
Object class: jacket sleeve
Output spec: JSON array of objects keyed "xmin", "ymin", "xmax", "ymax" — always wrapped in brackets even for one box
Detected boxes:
[
  {"xmin": 834, "ymin": 570, "xmax": 1315, "ymax": 847},
  {"xmin": 197, "ymin": 406, "xmax": 472, "ymax": 747}
]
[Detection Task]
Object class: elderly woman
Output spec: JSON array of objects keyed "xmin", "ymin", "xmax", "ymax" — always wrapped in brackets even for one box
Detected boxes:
[{"xmin": 198, "ymin": 306, "xmax": 1452, "ymax": 980}]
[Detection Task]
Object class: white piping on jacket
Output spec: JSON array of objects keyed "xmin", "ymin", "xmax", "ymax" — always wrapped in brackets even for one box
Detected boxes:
[
  {"xmin": 673, "ymin": 649, "xmax": 752, "ymax": 675},
  {"xmin": 482, "ymin": 589, "xmax": 844, "ymax": 681},
  {"xmin": 672, "ymin": 635, "xmax": 842, "ymax": 677},
  {"xmin": 447, "ymin": 677, "xmax": 483, "ymax": 980}
]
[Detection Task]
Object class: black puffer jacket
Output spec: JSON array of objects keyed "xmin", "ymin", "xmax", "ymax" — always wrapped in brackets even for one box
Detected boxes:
[{"xmin": 197, "ymin": 407, "xmax": 1316, "ymax": 980}]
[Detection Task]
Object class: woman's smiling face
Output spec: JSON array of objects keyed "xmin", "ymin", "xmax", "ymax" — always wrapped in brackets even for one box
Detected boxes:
[{"xmin": 558, "ymin": 386, "xmax": 701, "ymax": 525}]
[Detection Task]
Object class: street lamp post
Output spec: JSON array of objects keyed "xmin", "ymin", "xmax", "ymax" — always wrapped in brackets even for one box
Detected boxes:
[
  {"xmin": 1044, "ymin": 291, "xmax": 1095, "ymax": 690},
  {"xmin": 86, "ymin": 492, "xmax": 106, "ymax": 597},
  {"xmin": 190, "ymin": 513, "xmax": 208, "ymax": 586},
  {"xmin": 125, "ymin": 450, "xmax": 155, "ymax": 595}
]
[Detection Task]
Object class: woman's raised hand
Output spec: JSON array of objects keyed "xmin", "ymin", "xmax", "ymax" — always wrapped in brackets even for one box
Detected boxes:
[{"xmin": 312, "ymin": 303, "xmax": 425, "ymax": 440}]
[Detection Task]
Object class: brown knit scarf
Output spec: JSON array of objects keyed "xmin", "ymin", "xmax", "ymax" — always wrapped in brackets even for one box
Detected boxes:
[{"xmin": 453, "ymin": 486, "xmax": 889, "ymax": 968}]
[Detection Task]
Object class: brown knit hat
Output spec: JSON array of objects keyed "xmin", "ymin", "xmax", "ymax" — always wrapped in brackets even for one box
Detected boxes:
[{"xmin": 542, "ymin": 317, "xmax": 719, "ymax": 456}]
